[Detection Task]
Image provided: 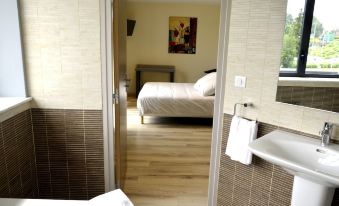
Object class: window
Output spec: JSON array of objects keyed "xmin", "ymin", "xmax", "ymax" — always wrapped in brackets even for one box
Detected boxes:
[
  {"xmin": 280, "ymin": 0, "xmax": 339, "ymax": 78},
  {"xmin": 0, "ymin": 0, "xmax": 27, "ymax": 97}
]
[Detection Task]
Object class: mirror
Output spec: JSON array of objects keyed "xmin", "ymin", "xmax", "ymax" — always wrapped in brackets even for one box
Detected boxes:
[{"xmin": 276, "ymin": 0, "xmax": 339, "ymax": 113}]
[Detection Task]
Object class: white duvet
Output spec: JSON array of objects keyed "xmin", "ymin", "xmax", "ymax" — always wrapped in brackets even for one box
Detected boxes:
[{"xmin": 137, "ymin": 82, "xmax": 214, "ymax": 117}]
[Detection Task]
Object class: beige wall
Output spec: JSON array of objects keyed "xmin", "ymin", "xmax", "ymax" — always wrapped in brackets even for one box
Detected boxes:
[
  {"xmin": 20, "ymin": 0, "xmax": 102, "ymax": 109},
  {"xmin": 223, "ymin": 0, "xmax": 339, "ymax": 139},
  {"xmin": 126, "ymin": 2, "xmax": 220, "ymax": 95}
]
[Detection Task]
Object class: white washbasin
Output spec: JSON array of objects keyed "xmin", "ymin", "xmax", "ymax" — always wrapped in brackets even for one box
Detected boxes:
[
  {"xmin": 249, "ymin": 130, "xmax": 339, "ymax": 186},
  {"xmin": 248, "ymin": 130, "xmax": 339, "ymax": 206}
]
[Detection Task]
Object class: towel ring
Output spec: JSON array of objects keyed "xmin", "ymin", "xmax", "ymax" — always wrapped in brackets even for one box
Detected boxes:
[{"xmin": 233, "ymin": 102, "xmax": 253, "ymax": 116}]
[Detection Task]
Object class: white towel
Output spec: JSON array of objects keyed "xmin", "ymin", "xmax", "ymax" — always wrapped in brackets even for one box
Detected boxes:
[{"xmin": 225, "ymin": 115, "xmax": 258, "ymax": 165}]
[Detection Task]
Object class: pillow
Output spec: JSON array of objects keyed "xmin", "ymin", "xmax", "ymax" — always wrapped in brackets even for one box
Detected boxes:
[
  {"xmin": 194, "ymin": 72, "xmax": 216, "ymax": 96},
  {"xmin": 194, "ymin": 72, "xmax": 215, "ymax": 89}
]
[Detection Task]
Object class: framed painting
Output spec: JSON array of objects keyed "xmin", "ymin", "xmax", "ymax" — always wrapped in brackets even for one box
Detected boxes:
[{"xmin": 168, "ymin": 16, "xmax": 197, "ymax": 54}]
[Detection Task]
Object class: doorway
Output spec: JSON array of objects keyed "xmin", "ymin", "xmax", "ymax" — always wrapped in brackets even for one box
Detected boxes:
[{"xmin": 100, "ymin": 1, "xmax": 230, "ymax": 206}]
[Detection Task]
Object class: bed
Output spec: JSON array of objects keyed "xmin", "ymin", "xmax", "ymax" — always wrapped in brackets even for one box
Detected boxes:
[{"xmin": 137, "ymin": 82, "xmax": 215, "ymax": 123}]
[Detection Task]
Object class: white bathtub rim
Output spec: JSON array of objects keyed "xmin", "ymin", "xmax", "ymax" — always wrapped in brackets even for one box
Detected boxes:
[
  {"xmin": 0, "ymin": 198, "xmax": 89, "ymax": 206},
  {"xmin": 0, "ymin": 189, "xmax": 134, "ymax": 206},
  {"xmin": 0, "ymin": 97, "xmax": 32, "ymax": 122},
  {"xmin": 0, "ymin": 97, "xmax": 32, "ymax": 113}
]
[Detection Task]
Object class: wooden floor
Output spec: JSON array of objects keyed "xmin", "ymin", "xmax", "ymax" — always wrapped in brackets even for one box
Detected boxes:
[{"xmin": 124, "ymin": 98, "xmax": 213, "ymax": 206}]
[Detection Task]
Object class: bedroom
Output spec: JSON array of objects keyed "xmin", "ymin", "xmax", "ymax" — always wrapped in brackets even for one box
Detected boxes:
[{"xmin": 123, "ymin": 0, "xmax": 220, "ymax": 205}]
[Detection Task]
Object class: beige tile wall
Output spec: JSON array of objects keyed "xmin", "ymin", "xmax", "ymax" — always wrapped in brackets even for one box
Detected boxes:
[
  {"xmin": 223, "ymin": 0, "xmax": 339, "ymax": 139},
  {"xmin": 19, "ymin": 0, "xmax": 102, "ymax": 110}
]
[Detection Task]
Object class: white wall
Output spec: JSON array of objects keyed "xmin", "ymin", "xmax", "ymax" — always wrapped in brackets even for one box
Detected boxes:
[
  {"xmin": 126, "ymin": 2, "xmax": 220, "ymax": 95},
  {"xmin": 0, "ymin": 0, "xmax": 26, "ymax": 97},
  {"xmin": 223, "ymin": 0, "xmax": 339, "ymax": 139}
]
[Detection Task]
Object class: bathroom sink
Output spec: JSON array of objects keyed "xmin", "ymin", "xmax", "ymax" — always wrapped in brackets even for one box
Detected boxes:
[
  {"xmin": 249, "ymin": 130, "xmax": 339, "ymax": 186},
  {"xmin": 248, "ymin": 130, "xmax": 339, "ymax": 206}
]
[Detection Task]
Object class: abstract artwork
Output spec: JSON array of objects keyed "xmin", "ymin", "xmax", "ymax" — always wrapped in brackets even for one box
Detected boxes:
[{"xmin": 168, "ymin": 17, "xmax": 197, "ymax": 54}]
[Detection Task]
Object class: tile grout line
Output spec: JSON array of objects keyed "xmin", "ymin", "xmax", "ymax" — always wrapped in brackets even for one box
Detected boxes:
[
  {"xmin": 248, "ymin": 164, "xmax": 255, "ymax": 205},
  {"xmin": 29, "ymin": 109, "xmax": 40, "ymax": 197},
  {"xmin": 231, "ymin": 161, "xmax": 237, "ymax": 205},
  {"xmin": 83, "ymin": 110, "xmax": 89, "ymax": 199},
  {"xmin": 64, "ymin": 109, "xmax": 71, "ymax": 199},
  {"xmin": 13, "ymin": 114, "xmax": 24, "ymax": 196},
  {"xmin": 0, "ymin": 121, "xmax": 11, "ymax": 195},
  {"xmin": 44, "ymin": 109, "xmax": 53, "ymax": 197},
  {"xmin": 267, "ymin": 164, "xmax": 275, "ymax": 205}
]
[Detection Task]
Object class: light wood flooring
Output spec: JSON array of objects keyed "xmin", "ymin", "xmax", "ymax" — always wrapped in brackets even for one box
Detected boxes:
[{"xmin": 124, "ymin": 98, "xmax": 213, "ymax": 206}]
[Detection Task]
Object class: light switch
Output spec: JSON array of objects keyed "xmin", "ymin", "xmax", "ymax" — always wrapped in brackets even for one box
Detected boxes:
[{"xmin": 234, "ymin": 76, "xmax": 246, "ymax": 88}]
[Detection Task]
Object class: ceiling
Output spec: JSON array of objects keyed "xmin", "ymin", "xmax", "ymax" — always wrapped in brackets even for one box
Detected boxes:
[{"xmin": 127, "ymin": 0, "xmax": 220, "ymax": 4}]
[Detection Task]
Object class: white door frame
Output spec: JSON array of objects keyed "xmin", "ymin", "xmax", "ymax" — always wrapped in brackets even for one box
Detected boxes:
[
  {"xmin": 208, "ymin": 0, "xmax": 232, "ymax": 205},
  {"xmin": 100, "ymin": 0, "xmax": 116, "ymax": 192},
  {"xmin": 100, "ymin": 0, "xmax": 232, "ymax": 199}
]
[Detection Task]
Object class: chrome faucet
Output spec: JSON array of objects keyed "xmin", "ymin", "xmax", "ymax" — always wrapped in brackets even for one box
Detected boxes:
[{"xmin": 320, "ymin": 122, "xmax": 333, "ymax": 146}]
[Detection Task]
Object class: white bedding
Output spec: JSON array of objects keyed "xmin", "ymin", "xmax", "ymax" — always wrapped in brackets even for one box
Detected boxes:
[{"xmin": 137, "ymin": 82, "xmax": 214, "ymax": 117}]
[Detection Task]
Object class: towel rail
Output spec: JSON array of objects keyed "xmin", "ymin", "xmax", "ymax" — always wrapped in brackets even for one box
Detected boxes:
[{"xmin": 233, "ymin": 102, "xmax": 253, "ymax": 116}]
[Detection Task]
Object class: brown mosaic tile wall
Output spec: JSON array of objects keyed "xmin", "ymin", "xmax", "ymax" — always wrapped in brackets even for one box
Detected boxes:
[
  {"xmin": 0, "ymin": 110, "xmax": 38, "ymax": 198},
  {"xmin": 31, "ymin": 109, "xmax": 105, "ymax": 200},
  {"xmin": 277, "ymin": 86, "xmax": 339, "ymax": 113},
  {"xmin": 217, "ymin": 114, "xmax": 339, "ymax": 206}
]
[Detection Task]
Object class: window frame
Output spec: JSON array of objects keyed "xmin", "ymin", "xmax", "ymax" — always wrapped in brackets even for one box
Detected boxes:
[{"xmin": 280, "ymin": 0, "xmax": 339, "ymax": 78}]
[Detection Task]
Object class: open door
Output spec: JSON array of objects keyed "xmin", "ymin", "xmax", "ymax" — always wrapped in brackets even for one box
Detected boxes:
[{"xmin": 112, "ymin": 0, "xmax": 128, "ymax": 189}]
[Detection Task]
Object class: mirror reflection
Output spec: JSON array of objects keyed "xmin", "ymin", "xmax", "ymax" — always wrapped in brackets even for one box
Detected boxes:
[{"xmin": 276, "ymin": 0, "xmax": 339, "ymax": 112}]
